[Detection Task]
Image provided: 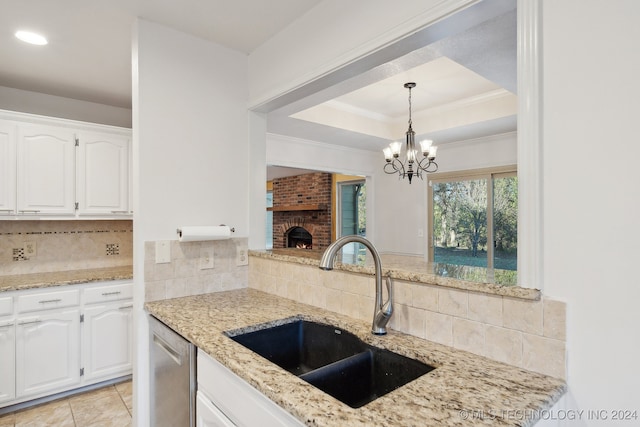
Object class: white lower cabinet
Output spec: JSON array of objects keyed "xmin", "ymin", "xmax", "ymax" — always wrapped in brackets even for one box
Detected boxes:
[
  {"xmin": 82, "ymin": 302, "xmax": 133, "ymax": 381},
  {"xmin": 0, "ymin": 281, "xmax": 133, "ymax": 409},
  {"xmin": 197, "ymin": 351, "xmax": 304, "ymax": 427},
  {"xmin": 0, "ymin": 321, "xmax": 15, "ymax": 403},
  {"xmin": 15, "ymin": 309, "xmax": 80, "ymax": 398},
  {"xmin": 197, "ymin": 391, "xmax": 236, "ymax": 427}
]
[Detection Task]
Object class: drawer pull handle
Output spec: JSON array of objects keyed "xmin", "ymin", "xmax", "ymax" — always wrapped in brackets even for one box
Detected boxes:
[
  {"xmin": 0, "ymin": 209, "xmax": 14, "ymax": 214},
  {"xmin": 39, "ymin": 299, "xmax": 62, "ymax": 304},
  {"xmin": 18, "ymin": 210, "xmax": 41, "ymax": 214},
  {"xmin": 110, "ymin": 210, "xmax": 129, "ymax": 214},
  {"xmin": 0, "ymin": 322, "xmax": 14, "ymax": 328},
  {"xmin": 119, "ymin": 304, "xmax": 133, "ymax": 310},
  {"xmin": 18, "ymin": 319, "xmax": 41, "ymax": 326},
  {"xmin": 101, "ymin": 291, "xmax": 122, "ymax": 296}
]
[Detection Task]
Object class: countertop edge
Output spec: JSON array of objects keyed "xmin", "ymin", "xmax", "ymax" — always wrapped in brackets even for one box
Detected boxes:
[{"xmin": 0, "ymin": 266, "xmax": 134, "ymax": 293}]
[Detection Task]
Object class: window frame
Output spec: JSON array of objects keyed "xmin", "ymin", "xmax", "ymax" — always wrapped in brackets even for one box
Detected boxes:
[
  {"xmin": 427, "ymin": 165, "xmax": 517, "ymax": 271},
  {"xmin": 336, "ymin": 178, "xmax": 366, "ymax": 239}
]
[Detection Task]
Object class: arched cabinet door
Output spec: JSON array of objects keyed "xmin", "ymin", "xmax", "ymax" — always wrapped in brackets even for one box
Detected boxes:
[
  {"xmin": 0, "ymin": 320, "xmax": 15, "ymax": 403},
  {"xmin": 0, "ymin": 121, "xmax": 17, "ymax": 215},
  {"xmin": 81, "ymin": 302, "xmax": 133, "ymax": 381},
  {"xmin": 15, "ymin": 309, "xmax": 81, "ymax": 398},
  {"xmin": 76, "ymin": 132, "xmax": 130, "ymax": 216},
  {"xmin": 16, "ymin": 124, "xmax": 76, "ymax": 215}
]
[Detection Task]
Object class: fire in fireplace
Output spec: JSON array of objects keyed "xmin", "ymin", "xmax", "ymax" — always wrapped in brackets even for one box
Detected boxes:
[{"xmin": 287, "ymin": 226, "xmax": 313, "ymax": 249}]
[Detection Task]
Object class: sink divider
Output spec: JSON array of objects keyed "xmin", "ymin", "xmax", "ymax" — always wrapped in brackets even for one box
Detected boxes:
[{"xmin": 299, "ymin": 350, "xmax": 372, "ymax": 383}]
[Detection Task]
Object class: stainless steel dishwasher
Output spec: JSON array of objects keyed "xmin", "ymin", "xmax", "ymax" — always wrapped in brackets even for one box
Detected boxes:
[{"xmin": 150, "ymin": 315, "xmax": 196, "ymax": 427}]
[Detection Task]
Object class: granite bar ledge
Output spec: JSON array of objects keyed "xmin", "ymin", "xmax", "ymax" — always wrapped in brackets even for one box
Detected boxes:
[{"xmin": 249, "ymin": 250, "xmax": 540, "ymax": 301}]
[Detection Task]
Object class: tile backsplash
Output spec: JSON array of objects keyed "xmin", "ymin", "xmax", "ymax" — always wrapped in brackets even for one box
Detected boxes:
[
  {"xmin": 144, "ymin": 238, "xmax": 248, "ymax": 302},
  {"xmin": 0, "ymin": 220, "xmax": 133, "ymax": 275},
  {"xmin": 249, "ymin": 255, "xmax": 567, "ymax": 379}
]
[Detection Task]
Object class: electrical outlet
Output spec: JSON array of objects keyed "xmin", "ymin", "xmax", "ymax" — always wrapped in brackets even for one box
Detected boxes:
[
  {"xmin": 155, "ymin": 241, "xmax": 171, "ymax": 264},
  {"xmin": 24, "ymin": 241, "xmax": 37, "ymax": 257},
  {"xmin": 236, "ymin": 247, "xmax": 248, "ymax": 266},
  {"xmin": 200, "ymin": 247, "xmax": 214, "ymax": 269}
]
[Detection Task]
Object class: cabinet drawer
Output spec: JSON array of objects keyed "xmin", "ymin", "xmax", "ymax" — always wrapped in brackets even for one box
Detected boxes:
[
  {"xmin": 0, "ymin": 297, "xmax": 13, "ymax": 316},
  {"xmin": 17, "ymin": 289, "xmax": 80, "ymax": 313},
  {"xmin": 84, "ymin": 283, "xmax": 133, "ymax": 304}
]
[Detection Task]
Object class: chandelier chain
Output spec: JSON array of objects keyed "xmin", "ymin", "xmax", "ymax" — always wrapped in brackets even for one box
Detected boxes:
[{"xmin": 408, "ymin": 86, "xmax": 412, "ymax": 127}]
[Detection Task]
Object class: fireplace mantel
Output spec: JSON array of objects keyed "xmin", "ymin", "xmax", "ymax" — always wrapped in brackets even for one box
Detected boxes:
[{"xmin": 267, "ymin": 204, "xmax": 327, "ymax": 212}]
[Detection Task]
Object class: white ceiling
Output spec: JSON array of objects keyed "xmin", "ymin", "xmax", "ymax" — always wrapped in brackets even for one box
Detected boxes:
[
  {"xmin": 0, "ymin": 0, "xmax": 321, "ymax": 108},
  {"xmin": 0, "ymin": 0, "xmax": 517, "ymax": 165}
]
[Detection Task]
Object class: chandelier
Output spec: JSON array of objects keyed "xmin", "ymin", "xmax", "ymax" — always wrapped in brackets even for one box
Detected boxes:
[{"xmin": 383, "ymin": 82, "xmax": 438, "ymax": 183}]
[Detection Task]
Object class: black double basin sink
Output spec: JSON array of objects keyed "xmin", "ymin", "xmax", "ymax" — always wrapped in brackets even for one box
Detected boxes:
[{"xmin": 227, "ymin": 319, "xmax": 435, "ymax": 408}]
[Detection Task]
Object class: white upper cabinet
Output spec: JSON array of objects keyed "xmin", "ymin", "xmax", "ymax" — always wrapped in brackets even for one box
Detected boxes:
[
  {"xmin": 0, "ymin": 122, "xmax": 17, "ymax": 215},
  {"xmin": 76, "ymin": 132, "xmax": 130, "ymax": 215},
  {"xmin": 0, "ymin": 110, "xmax": 131, "ymax": 219},
  {"xmin": 17, "ymin": 124, "xmax": 76, "ymax": 215}
]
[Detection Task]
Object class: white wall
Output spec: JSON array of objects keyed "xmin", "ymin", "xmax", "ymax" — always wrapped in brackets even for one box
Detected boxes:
[
  {"xmin": 266, "ymin": 133, "xmax": 378, "ymax": 177},
  {"xmin": 132, "ymin": 19, "xmax": 248, "ymax": 426},
  {"xmin": 0, "ymin": 85, "xmax": 131, "ymax": 128},
  {"xmin": 542, "ymin": 1, "xmax": 640, "ymax": 424}
]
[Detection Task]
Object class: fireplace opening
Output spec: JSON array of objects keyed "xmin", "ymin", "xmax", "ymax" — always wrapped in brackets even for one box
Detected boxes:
[{"xmin": 287, "ymin": 227, "xmax": 313, "ymax": 249}]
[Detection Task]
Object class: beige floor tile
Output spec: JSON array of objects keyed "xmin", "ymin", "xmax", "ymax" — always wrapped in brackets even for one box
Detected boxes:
[
  {"xmin": 0, "ymin": 412, "xmax": 15, "ymax": 427},
  {"xmin": 69, "ymin": 386, "xmax": 131, "ymax": 427},
  {"xmin": 14, "ymin": 400, "xmax": 75, "ymax": 427},
  {"xmin": 114, "ymin": 381, "xmax": 133, "ymax": 413}
]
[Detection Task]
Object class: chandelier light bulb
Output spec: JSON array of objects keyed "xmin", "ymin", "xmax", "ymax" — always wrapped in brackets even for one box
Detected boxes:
[
  {"xmin": 383, "ymin": 147, "xmax": 393, "ymax": 161},
  {"xmin": 389, "ymin": 141, "xmax": 402, "ymax": 157},
  {"xmin": 419, "ymin": 139, "xmax": 433, "ymax": 154}
]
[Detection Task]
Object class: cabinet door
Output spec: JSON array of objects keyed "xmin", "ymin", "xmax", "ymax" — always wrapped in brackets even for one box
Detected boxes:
[
  {"xmin": 15, "ymin": 309, "xmax": 80, "ymax": 398},
  {"xmin": 82, "ymin": 303, "xmax": 132, "ymax": 381},
  {"xmin": 16, "ymin": 125, "xmax": 76, "ymax": 214},
  {"xmin": 0, "ymin": 321, "xmax": 16, "ymax": 403},
  {"xmin": 0, "ymin": 121, "xmax": 17, "ymax": 215},
  {"xmin": 197, "ymin": 392, "xmax": 236, "ymax": 427},
  {"xmin": 76, "ymin": 132, "xmax": 130, "ymax": 215}
]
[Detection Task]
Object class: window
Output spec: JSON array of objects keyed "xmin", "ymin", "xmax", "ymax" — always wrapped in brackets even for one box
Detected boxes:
[
  {"xmin": 266, "ymin": 190, "xmax": 273, "ymax": 249},
  {"xmin": 337, "ymin": 179, "xmax": 366, "ymax": 263},
  {"xmin": 428, "ymin": 166, "xmax": 517, "ymax": 283}
]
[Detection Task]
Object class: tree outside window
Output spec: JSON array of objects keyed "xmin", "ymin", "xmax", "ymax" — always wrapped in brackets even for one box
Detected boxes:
[{"xmin": 429, "ymin": 167, "xmax": 517, "ymax": 284}]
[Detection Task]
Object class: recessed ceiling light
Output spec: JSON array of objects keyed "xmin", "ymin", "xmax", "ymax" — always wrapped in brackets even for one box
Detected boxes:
[{"xmin": 15, "ymin": 30, "xmax": 48, "ymax": 46}]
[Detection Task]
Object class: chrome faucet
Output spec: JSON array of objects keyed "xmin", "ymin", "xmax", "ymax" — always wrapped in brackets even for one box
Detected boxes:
[{"xmin": 318, "ymin": 235, "xmax": 393, "ymax": 335}]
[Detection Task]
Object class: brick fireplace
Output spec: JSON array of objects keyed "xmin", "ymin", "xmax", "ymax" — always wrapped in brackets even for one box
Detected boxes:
[{"xmin": 270, "ymin": 172, "xmax": 332, "ymax": 250}]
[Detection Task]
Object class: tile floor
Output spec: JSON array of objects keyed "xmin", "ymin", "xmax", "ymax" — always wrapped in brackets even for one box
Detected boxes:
[{"xmin": 0, "ymin": 380, "xmax": 132, "ymax": 427}]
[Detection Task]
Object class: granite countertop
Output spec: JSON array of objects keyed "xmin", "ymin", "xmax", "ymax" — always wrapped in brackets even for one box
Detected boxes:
[
  {"xmin": 0, "ymin": 265, "xmax": 134, "ymax": 293},
  {"xmin": 146, "ymin": 289, "xmax": 565, "ymax": 427},
  {"xmin": 250, "ymin": 250, "xmax": 540, "ymax": 301}
]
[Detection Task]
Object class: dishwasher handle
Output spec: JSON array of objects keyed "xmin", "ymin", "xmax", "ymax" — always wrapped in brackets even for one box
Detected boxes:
[{"xmin": 153, "ymin": 333, "xmax": 184, "ymax": 366}]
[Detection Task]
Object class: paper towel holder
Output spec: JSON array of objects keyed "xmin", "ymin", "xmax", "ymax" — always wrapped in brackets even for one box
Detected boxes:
[{"xmin": 176, "ymin": 224, "xmax": 235, "ymax": 239}]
